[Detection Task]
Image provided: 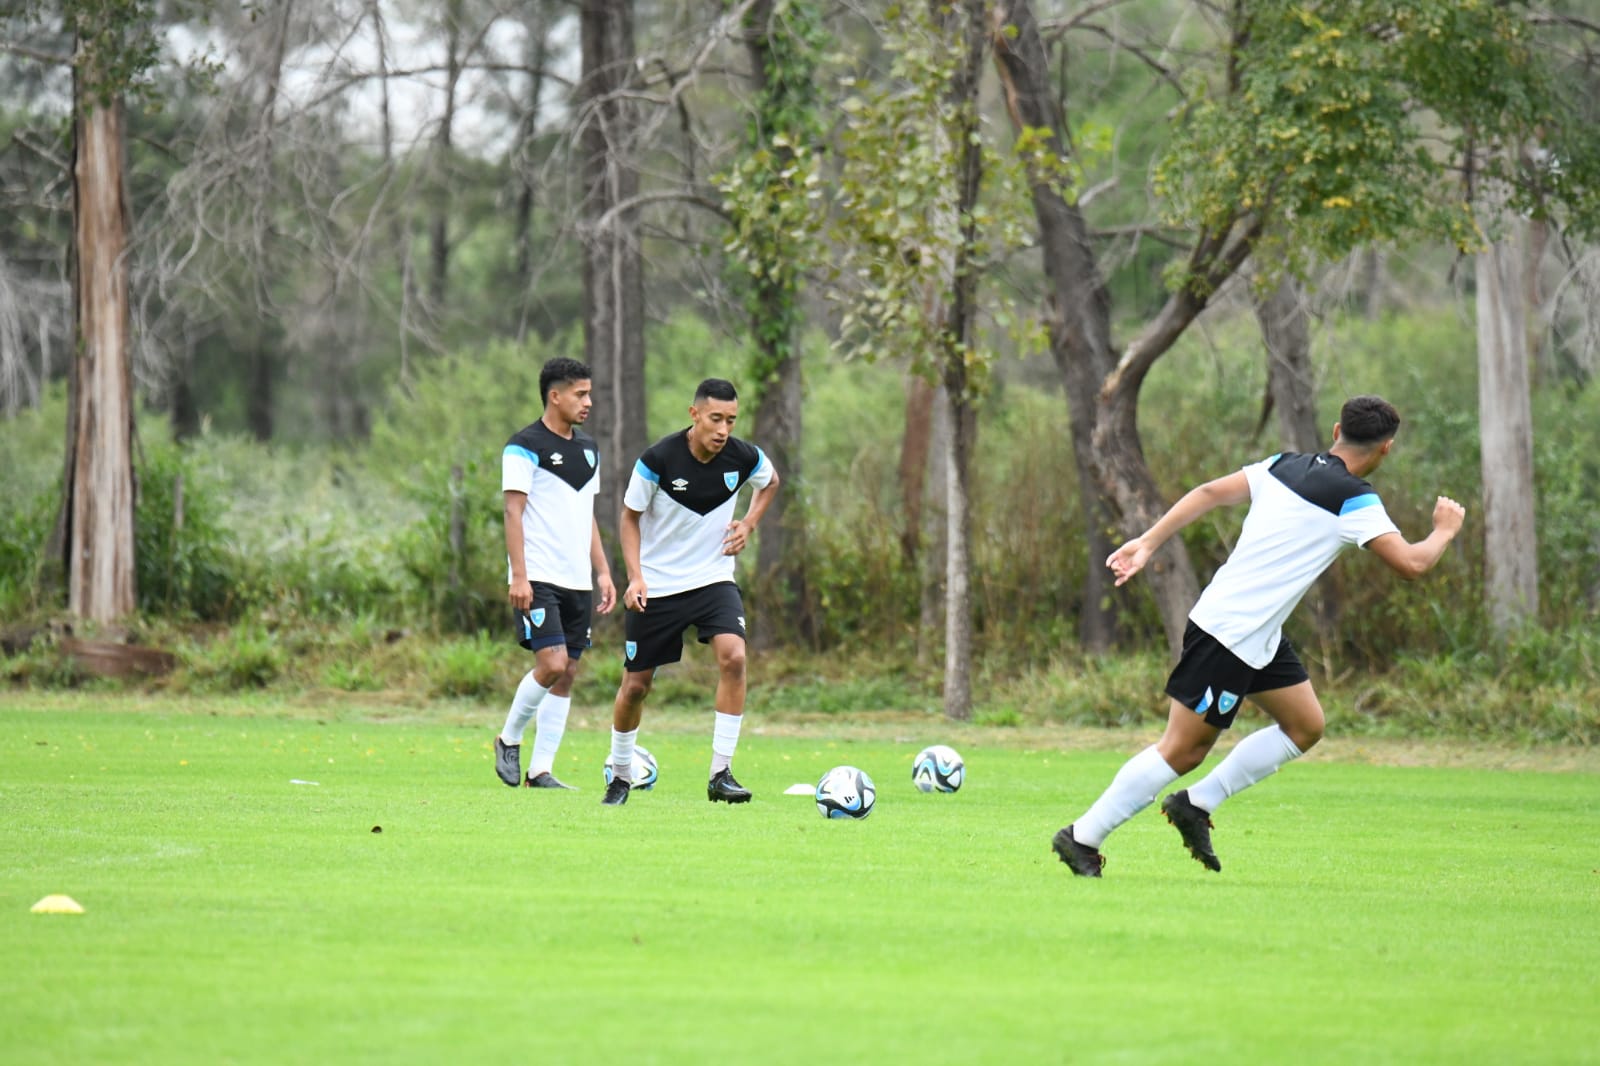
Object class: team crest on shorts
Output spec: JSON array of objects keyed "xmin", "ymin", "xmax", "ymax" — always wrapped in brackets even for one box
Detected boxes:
[
  {"xmin": 1218, "ymin": 691, "xmax": 1240, "ymax": 715},
  {"xmin": 723, "ymin": 471, "xmax": 738, "ymax": 491},
  {"xmin": 625, "ymin": 641, "xmax": 638, "ymax": 660},
  {"xmin": 530, "ymin": 608, "xmax": 546, "ymax": 628}
]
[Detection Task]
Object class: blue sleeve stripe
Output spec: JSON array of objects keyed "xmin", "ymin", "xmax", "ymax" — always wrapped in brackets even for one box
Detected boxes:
[
  {"xmin": 1340, "ymin": 492, "xmax": 1381, "ymax": 515},
  {"xmin": 504, "ymin": 444, "xmax": 538, "ymax": 467},
  {"xmin": 634, "ymin": 459, "xmax": 660, "ymax": 484}
]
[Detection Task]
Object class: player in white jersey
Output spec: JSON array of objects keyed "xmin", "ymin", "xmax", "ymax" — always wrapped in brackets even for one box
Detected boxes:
[
  {"xmin": 600, "ymin": 378, "xmax": 781, "ymax": 806},
  {"xmin": 494, "ymin": 358, "xmax": 617, "ymax": 790},
  {"xmin": 1053, "ymin": 395, "xmax": 1466, "ymax": 876}
]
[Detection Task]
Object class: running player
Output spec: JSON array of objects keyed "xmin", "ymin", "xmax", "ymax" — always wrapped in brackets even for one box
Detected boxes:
[
  {"xmin": 601, "ymin": 378, "xmax": 781, "ymax": 806},
  {"xmin": 1054, "ymin": 395, "xmax": 1465, "ymax": 875},
  {"xmin": 495, "ymin": 357, "xmax": 617, "ymax": 790}
]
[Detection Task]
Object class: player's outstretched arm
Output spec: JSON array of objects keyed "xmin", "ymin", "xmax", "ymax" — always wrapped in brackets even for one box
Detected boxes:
[
  {"xmin": 1366, "ymin": 495, "xmax": 1466, "ymax": 581},
  {"xmin": 1106, "ymin": 471, "xmax": 1250, "ymax": 587}
]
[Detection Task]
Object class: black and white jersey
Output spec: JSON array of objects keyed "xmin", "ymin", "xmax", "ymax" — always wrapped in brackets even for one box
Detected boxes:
[
  {"xmin": 623, "ymin": 430, "xmax": 775, "ymax": 597},
  {"xmin": 1190, "ymin": 452, "xmax": 1399, "ymax": 668},
  {"xmin": 501, "ymin": 421, "xmax": 599, "ymax": 589}
]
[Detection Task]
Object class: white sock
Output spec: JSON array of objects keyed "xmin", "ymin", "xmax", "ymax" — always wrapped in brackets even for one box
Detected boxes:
[
  {"xmin": 710, "ymin": 711, "xmax": 742, "ymax": 776},
  {"xmin": 1072, "ymin": 746, "xmax": 1179, "ymax": 848},
  {"xmin": 609, "ymin": 728, "xmax": 638, "ymax": 784},
  {"xmin": 527, "ymin": 694, "xmax": 572, "ymax": 776},
  {"xmin": 1187, "ymin": 725, "xmax": 1303, "ymax": 813},
  {"xmin": 500, "ymin": 671, "xmax": 550, "ymax": 744}
]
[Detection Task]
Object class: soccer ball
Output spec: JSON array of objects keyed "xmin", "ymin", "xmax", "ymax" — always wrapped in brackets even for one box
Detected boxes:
[
  {"xmin": 815, "ymin": 765, "xmax": 875, "ymax": 819},
  {"xmin": 603, "ymin": 746, "xmax": 658, "ymax": 790},
  {"xmin": 912, "ymin": 744, "xmax": 964, "ymax": 793}
]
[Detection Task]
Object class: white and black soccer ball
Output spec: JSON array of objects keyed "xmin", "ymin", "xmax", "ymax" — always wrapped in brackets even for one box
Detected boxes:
[
  {"xmin": 815, "ymin": 765, "xmax": 875, "ymax": 819},
  {"xmin": 603, "ymin": 746, "xmax": 658, "ymax": 790},
  {"xmin": 912, "ymin": 744, "xmax": 964, "ymax": 793}
]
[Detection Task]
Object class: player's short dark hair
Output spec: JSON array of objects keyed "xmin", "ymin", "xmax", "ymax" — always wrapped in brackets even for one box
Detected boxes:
[
  {"xmin": 539, "ymin": 357, "xmax": 592, "ymax": 407},
  {"xmin": 1340, "ymin": 395, "xmax": 1401, "ymax": 446},
  {"xmin": 694, "ymin": 378, "xmax": 738, "ymax": 405}
]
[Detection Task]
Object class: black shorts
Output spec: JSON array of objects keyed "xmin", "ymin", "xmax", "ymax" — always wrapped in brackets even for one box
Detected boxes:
[
  {"xmin": 512, "ymin": 582, "xmax": 592, "ymax": 657},
  {"xmin": 1163, "ymin": 621, "xmax": 1310, "ymax": 730},
  {"xmin": 623, "ymin": 582, "xmax": 746, "ymax": 672}
]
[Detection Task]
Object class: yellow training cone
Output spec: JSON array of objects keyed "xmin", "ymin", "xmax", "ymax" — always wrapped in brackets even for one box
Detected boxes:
[{"xmin": 30, "ymin": 894, "xmax": 85, "ymax": 915}]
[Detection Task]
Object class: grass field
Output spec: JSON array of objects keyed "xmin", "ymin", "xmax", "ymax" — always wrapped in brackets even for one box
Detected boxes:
[{"xmin": 4, "ymin": 698, "xmax": 1598, "ymax": 1065}]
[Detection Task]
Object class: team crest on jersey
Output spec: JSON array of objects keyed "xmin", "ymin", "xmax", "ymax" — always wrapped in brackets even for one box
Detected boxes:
[
  {"xmin": 671, "ymin": 478, "xmax": 689, "ymax": 491},
  {"xmin": 1218, "ymin": 691, "xmax": 1240, "ymax": 715},
  {"xmin": 584, "ymin": 449, "xmax": 596, "ymax": 467},
  {"xmin": 530, "ymin": 608, "xmax": 546, "ymax": 628},
  {"xmin": 549, "ymin": 452, "xmax": 564, "ymax": 466},
  {"xmin": 625, "ymin": 641, "xmax": 638, "ymax": 661},
  {"xmin": 723, "ymin": 471, "xmax": 739, "ymax": 491}
]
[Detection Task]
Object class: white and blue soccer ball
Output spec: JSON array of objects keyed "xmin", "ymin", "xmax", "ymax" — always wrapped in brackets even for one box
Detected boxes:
[
  {"xmin": 815, "ymin": 765, "xmax": 875, "ymax": 819},
  {"xmin": 603, "ymin": 746, "xmax": 658, "ymax": 790},
  {"xmin": 912, "ymin": 744, "xmax": 965, "ymax": 793}
]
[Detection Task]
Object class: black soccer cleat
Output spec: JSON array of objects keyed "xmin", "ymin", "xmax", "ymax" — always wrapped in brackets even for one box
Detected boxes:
[
  {"xmin": 707, "ymin": 768, "xmax": 752, "ymax": 804},
  {"xmin": 525, "ymin": 771, "xmax": 576, "ymax": 790},
  {"xmin": 1161, "ymin": 789, "xmax": 1222, "ymax": 872},
  {"xmin": 494, "ymin": 736, "xmax": 522, "ymax": 788},
  {"xmin": 601, "ymin": 777, "xmax": 631, "ymax": 806},
  {"xmin": 1051, "ymin": 825, "xmax": 1105, "ymax": 877}
]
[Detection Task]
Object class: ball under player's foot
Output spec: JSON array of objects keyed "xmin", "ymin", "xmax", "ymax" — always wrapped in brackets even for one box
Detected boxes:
[
  {"xmin": 1051, "ymin": 825, "xmax": 1105, "ymax": 877},
  {"xmin": 601, "ymin": 777, "xmax": 631, "ymax": 806},
  {"xmin": 1161, "ymin": 789, "xmax": 1222, "ymax": 872},
  {"xmin": 706, "ymin": 768, "xmax": 751, "ymax": 803},
  {"xmin": 524, "ymin": 771, "xmax": 576, "ymax": 790},
  {"xmin": 493, "ymin": 736, "xmax": 521, "ymax": 788}
]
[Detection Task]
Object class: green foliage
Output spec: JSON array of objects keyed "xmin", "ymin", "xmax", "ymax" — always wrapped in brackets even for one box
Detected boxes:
[
  {"xmin": 1157, "ymin": 1, "xmax": 1600, "ymax": 283},
  {"xmin": 829, "ymin": 6, "xmax": 1045, "ymax": 386},
  {"xmin": 179, "ymin": 626, "xmax": 285, "ymax": 691},
  {"xmin": 716, "ymin": 0, "xmax": 829, "ymax": 391},
  {"xmin": 427, "ymin": 632, "xmax": 500, "ymax": 698},
  {"xmin": 134, "ymin": 444, "xmax": 239, "ymax": 620},
  {"xmin": 370, "ymin": 336, "xmax": 574, "ymax": 633}
]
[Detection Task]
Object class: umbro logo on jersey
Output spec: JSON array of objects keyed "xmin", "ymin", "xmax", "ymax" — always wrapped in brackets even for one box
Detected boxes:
[
  {"xmin": 550, "ymin": 452, "xmax": 564, "ymax": 465},
  {"xmin": 723, "ymin": 471, "xmax": 739, "ymax": 491},
  {"xmin": 584, "ymin": 449, "xmax": 596, "ymax": 467},
  {"xmin": 1316, "ymin": 456, "xmax": 1327, "ymax": 464},
  {"xmin": 671, "ymin": 478, "xmax": 689, "ymax": 491}
]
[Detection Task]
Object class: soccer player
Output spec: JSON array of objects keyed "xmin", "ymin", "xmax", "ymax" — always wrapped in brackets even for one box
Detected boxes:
[
  {"xmin": 601, "ymin": 378, "xmax": 781, "ymax": 806},
  {"xmin": 1053, "ymin": 395, "xmax": 1465, "ymax": 876},
  {"xmin": 494, "ymin": 357, "xmax": 617, "ymax": 790}
]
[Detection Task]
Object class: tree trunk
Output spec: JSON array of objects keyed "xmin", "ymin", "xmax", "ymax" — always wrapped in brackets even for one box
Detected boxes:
[
  {"xmin": 68, "ymin": 64, "xmax": 136, "ymax": 625},
  {"xmin": 513, "ymin": 5, "xmax": 551, "ymax": 337},
  {"xmin": 1254, "ymin": 276, "xmax": 1321, "ymax": 453},
  {"xmin": 580, "ymin": 0, "xmax": 647, "ymax": 558},
  {"xmin": 429, "ymin": 0, "xmax": 464, "ymax": 310},
  {"xmin": 941, "ymin": 386, "xmax": 976, "ymax": 721},
  {"xmin": 990, "ymin": 0, "xmax": 1124, "ymax": 653},
  {"xmin": 1476, "ymin": 231, "xmax": 1539, "ymax": 634},
  {"xmin": 743, "ymin": 0, "xmax": 812, "ymax": 647},
  {"xmin": 932, "ymin": 0, "xmax": 987, "ymax": 722},
  {"xmin": 899, "ymin": 374, "xmax": 936, "ymax": 566},
  {"xmin": 918, "ymin": 383, "xmax": 949, "ymax": 669}
]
